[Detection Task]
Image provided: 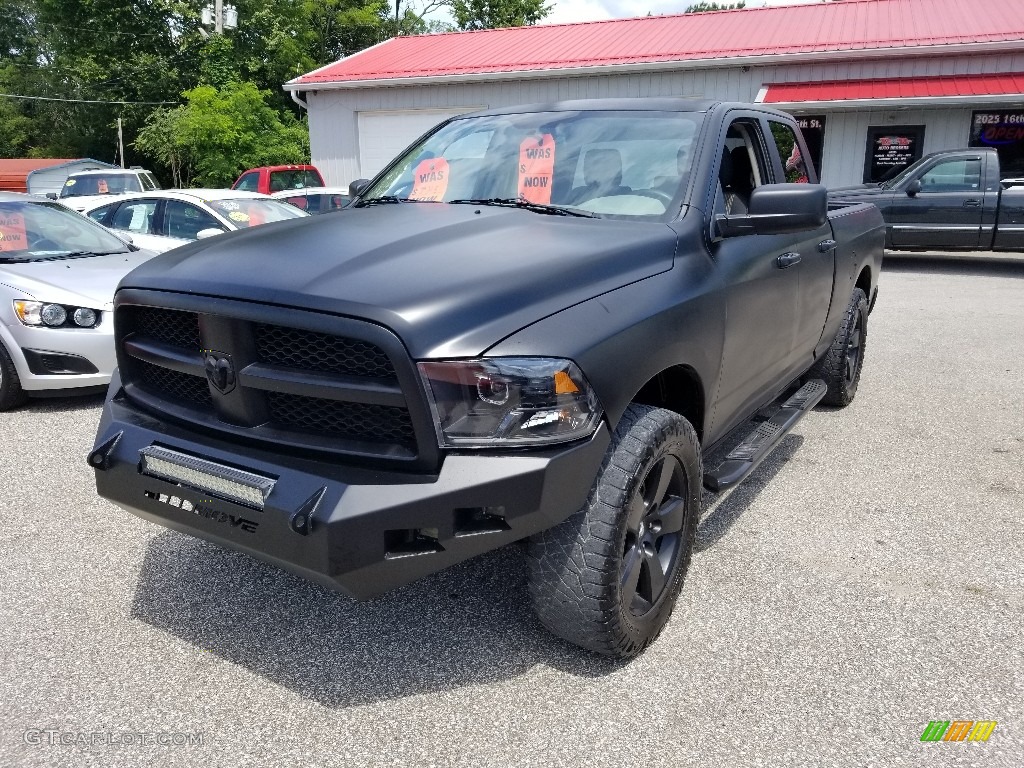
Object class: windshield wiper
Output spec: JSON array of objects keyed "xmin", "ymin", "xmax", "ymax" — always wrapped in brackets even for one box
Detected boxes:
[
  {"xmin": 32, "ymin": 249, "xmax": 130, "ymax": 261},
  {"xmin": 354, "ymin": 196, "xmax": 430, "ymax": 207},
  {"xmin": 448, "ymin": 198, "xmax": 595, "ymax": 217}
]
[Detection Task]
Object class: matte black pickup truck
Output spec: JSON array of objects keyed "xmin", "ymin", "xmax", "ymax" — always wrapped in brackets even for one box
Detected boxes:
[
  {"xmin": 829, "ymin": 147, "xmax": 1024, "ymax": 251},
  {"xmin": 90, "ymin": 99, "xmax": 883, "ymax": 657}
]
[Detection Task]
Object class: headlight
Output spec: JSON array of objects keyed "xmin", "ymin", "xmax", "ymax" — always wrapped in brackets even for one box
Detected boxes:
[
  {"xmin": 13, "ymin": 300, "xmax": 100, "ymax": 328},
  {"xmin": 418, "ymin": 358, "xmax": 602, "ymax": 447}
]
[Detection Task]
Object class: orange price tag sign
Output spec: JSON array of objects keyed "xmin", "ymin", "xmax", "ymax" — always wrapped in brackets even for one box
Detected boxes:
[
  {"xmin": 518, "ymin": 134, "xmax": 556, "ymax": 204},
  {"xmin": 0, "ymin": 211, "xmax": 29, "ymax": 252},
  {"xmin": 410, "ymin": 158, "xmax": 450, "ymax": 201},
  {"xmin": 97, "ymin": 179, "xmax": 109, "ymax": 194}
]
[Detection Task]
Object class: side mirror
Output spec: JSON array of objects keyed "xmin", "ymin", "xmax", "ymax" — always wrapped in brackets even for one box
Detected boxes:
[
  {"xmin": 116, "ymin": 232, "xmax": 134, "ymax": 245},
  {"xmin": 349, "ymin": 179, "xmax": 371, "ymax": 197},
  {"xmin": 715, "ymin": 184, "xmax": 828, "ymax": 239},
  {"xmin": 196, "ymin": 228, "xmax": 224, "ymax": 239},
  {"xmin": 46, "ymin": 192, "xmax": 58, "ymax": 200},
  {"xmin": 906, "ymin": 179, "xmax": 922, "ymax": 197}
]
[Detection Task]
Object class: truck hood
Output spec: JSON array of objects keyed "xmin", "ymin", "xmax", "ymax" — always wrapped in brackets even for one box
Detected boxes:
[
  {"xmin": 120, "ymin": 204, "xmax": 679, "ymax": 358},
  {"xmin": 1, "ymin": 250, "xmax": 158, "ymax": 310}
]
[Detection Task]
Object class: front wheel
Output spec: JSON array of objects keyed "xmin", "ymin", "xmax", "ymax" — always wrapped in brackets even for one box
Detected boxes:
[
  {"xmin": 809, "ymin": 287, "xmax": 868, "ymax": 407},
  {"xmin": 527, "ymin": 405, "xmax": 701, "ymax": 658},
  {"xmin": 0, "ymin": 341, "xmax": 28, "ymax": 411}
]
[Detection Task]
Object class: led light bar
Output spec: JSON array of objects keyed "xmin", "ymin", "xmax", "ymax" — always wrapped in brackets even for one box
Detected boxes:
[{"xmin": 139, "ymin": 446, "xmax": 275, "ymax": 510}]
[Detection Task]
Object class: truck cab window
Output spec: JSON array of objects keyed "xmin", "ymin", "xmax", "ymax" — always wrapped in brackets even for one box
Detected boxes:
[
  {"xmin": 715, "ymin": 121, "xmax": 770, "ymax": 216},
  {"xmin": 919, "ymin": 159, "xmax": 982, "ymax": 192}
]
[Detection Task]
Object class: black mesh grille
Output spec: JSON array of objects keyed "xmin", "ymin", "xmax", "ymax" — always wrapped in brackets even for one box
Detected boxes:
[
  {"xmin": 254, "ymin": 325, "xmax": 395, "ymax": 378},
  {"xmin": 136, "ymin": 360, "xmax": 213, "ymax": 408},
  {"xmin": 127, "ymin": 307, "xmax": 201, "ymax": 350},
  {"xmin": 267, "ymin": 393, "xmax": 415, "ymax": 448}
]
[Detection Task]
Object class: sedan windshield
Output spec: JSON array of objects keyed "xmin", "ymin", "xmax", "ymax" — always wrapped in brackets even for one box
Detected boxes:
[
  {"xmin": 206, "ymin": 198, "xmax": 307, "ymax": 228},
  {"xmin": 60, "ymin": 173, "xmax": 143, "ymax": 198},
  {"xmin": 0, "ymin": 200, "xmax": 132, "ymax": 261},
  {"xmin": 361, "ymin": 110, "xmax": 704, "ymax": 220}
]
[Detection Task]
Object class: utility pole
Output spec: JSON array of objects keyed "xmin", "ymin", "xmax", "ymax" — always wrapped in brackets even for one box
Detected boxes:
[
  {"xmin": 215, "ymin": 0, "xmax": 224, "ymax": 34},
  {"xmin": 117, "ymin": 117, "xmax": 125, "ymax": 168}
]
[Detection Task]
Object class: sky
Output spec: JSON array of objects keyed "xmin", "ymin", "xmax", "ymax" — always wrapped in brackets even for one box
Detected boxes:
[{"xmin": 540, "ymin": 0, "xmax": 818, "ymax": 26}]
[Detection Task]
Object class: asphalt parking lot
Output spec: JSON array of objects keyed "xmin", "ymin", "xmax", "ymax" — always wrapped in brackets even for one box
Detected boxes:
[{"xmin": 0, "ymin": 254, "xmax": 1021, "ymax": 767}]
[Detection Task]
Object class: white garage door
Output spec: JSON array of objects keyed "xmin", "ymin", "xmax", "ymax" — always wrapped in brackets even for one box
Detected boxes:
[{"xmin": 357, "ymin": 108, "xmax": 481, "ymax": 179}]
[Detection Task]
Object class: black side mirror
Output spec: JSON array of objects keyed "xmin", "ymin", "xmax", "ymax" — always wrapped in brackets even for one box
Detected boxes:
[
  {"xmin": 715, "ymin": 184, "xmax": 828, "ymax": 239},
  {"xmin": 45, "ymin": 192, "xmax": 58, "ymax": 200},
  {"xmin": 349, "ymin": 179, "xmax": 370, "ymax": 198},
  {"xmin": 906, "ymin": 179, "xmax": 922, "ymax": 197}
]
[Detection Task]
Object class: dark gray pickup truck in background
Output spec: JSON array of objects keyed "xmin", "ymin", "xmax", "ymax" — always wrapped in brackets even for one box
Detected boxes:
[
  {"xmin": 829, "ymin": 147, "xmax": 1024, "ymax": 251},
  {"xmin": 89, "ymin": 99, "xmax": 883, "ymax": 657}
]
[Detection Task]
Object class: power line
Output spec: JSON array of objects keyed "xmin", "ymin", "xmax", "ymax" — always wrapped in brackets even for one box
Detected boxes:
[{"xmin": 0, "ymin": 92, "xmax": 177, "ymax": 105}]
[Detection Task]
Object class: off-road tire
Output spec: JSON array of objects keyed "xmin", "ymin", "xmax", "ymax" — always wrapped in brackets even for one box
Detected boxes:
[
  {"xmin": 527, "ymin": 404, "xmax": 701, "ymax": 658},
  {"xmin": 809, "ymin": 287, "xmax": 868, "ymax": 407},
  {"xmin": 0, "ymin": 341, "xmax": 28, "ymax": 411}
]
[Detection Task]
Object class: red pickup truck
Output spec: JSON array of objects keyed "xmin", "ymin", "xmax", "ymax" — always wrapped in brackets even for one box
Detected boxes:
[{"xmin": 231, "ymin": 165, "xmax": 325, "ymax": 194}]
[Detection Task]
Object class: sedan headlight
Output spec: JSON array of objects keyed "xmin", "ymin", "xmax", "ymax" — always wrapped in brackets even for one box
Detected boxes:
[
  {"xmin": 418, "ymin": 358, "xmax": 602, "ymax": 447},
  {"xmin": 13, "ymin": 300, "xmax": 101, "ymax": 328}
]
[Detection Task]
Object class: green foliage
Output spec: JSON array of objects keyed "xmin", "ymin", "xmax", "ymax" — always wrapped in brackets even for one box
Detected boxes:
[
  {"xmin": 135, "ymin": 82, "xmax": 310, "ymax": 187},
  {"xmin": 450, "ymin": 0, "xmax": 551, "ymax": 30},
  {"xmin": 683, "ymin": 2, "xmax": 745, "ymax": 11}
]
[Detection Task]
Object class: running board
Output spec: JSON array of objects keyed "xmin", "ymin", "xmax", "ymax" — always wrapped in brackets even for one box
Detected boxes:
[{"xmin": 703, "ymin": 379, "xmax": 827, "ymax": 493}]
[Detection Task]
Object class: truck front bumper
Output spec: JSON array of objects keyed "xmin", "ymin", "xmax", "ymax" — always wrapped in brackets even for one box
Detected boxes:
[{"xmin": 90, "ymin": 373, "xmax": 610, "ymax": 599}]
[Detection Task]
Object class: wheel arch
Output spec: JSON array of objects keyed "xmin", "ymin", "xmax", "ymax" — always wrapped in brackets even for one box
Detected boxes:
[
  {"xmin": 629, "ymin": 364, "xmax": 706, "ymax": 444},
  {"xmin": 855, "ymin": 265, "xmax": 872, "ymax": 303}
]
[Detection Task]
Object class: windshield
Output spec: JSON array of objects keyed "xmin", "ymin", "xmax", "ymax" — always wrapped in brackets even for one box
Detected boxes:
[
  {"xmin": 361, "ymin": 110, "xmax": 704, "ymax": 220},
  {"xmin": 0, "ymin": 200, "xmax": 132, "ymax": 260},
  {"xmin": 60, "ymin": 173, "xmax": 143, "ymax": 198},
  {"xmin": 206, "ymin": 197, "xmax": 308, "ymax": 228},
  {"xmin": 268, "ymin": 169, "xmax": 323, "ymax": 192}
]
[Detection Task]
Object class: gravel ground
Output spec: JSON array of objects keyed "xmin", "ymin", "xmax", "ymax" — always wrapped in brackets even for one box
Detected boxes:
[{"xmin": 1, "ymin": 255, "xmax": 1021, "ymax": 767}]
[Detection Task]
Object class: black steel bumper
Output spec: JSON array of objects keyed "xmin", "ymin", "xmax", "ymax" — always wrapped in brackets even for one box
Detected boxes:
[{"xmin": 90, "ymin": 373, "xmax": 610, "ymax": 599}]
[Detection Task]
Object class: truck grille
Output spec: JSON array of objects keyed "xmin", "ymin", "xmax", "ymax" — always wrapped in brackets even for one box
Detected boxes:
[{"xmin": 116, "ymin": 300, "xmax": 431, "ymax": 465}]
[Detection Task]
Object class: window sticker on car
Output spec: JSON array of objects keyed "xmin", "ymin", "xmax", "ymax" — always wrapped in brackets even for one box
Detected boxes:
[
  {"xmin": 518, "ymin": 134, "xmax": 556, "ymax": 204},
  {"xmin": 227, "ymin": 211, "xmax": 250, "ymax": 223},
  {"xmin": 410, "ymin": 158, "xmax": 449, "ymax": 201},
  {"xmin": 65, "ymin": 179, "xmax": 76, "ymax": 186},
  {"xmin": 97, "ymin": 180, "xmax": 109, "ymax": 194},
  {"xmin": 0, "ymin": 211, "xmax": 28, "ymax": 252}
]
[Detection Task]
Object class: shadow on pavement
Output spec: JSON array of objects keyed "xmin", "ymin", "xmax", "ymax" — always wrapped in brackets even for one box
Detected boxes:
[
  {"xmin": 882, "ymin": 253, "xmax": 1024, "ymax": 277},
  {"xmin": 131, "ymin": 530, "xmax": 624, "ymax": 708},
  {"xmin": 696, "ymin": 434, "xmax": 803, "ymax": 553},
  {"xmin": 130, "ymin": 430, "xmax": 807, "ymax": 707}
]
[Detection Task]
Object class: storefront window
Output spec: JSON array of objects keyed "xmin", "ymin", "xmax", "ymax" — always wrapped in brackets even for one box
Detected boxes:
[
  {"xmin": 969, "ymin": 111, "xmax": 1024, "ymax": 178},
  {"xmin": 863, "ymin": 125, "xmax": 925, "ymax": 184}
]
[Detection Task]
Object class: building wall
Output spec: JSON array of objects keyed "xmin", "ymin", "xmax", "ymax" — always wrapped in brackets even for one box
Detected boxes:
[{"xmin": 303, "ymin": 51, "xmax": 1024, "ymax": 188}]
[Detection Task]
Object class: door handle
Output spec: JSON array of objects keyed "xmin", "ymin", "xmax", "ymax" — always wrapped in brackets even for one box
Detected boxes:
[
  {"xmin": 776, "ymin": 252, "xmax": 801, "ymax": 268},
  {"xmin": 817, "ymin": 239, "xmax": 837, "ymax": 252},
  {"xmin": 963, "ymin": 199, "xmax": 981, "ymax": 207}
]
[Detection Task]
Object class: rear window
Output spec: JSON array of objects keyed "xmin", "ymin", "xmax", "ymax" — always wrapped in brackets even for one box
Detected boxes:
[
  {"xmin": 268, "ymin": 170, "xmax": 322, "ymax": 192},
  {"xmin": 60, "ymin": 173, "xmax": 142, "ymax": 198}
]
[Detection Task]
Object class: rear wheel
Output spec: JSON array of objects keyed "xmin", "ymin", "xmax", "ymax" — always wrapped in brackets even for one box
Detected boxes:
[
  {"xmin": 809, "ymin": 287, "xmax": 868, "ymax": 407},
  {"xmin": 0, "ymin": 341, "xmax": 28, "ymax": 411},
  {"xmin": 527, "ymin": 404, "xmax": 701, "ymax": 658}
]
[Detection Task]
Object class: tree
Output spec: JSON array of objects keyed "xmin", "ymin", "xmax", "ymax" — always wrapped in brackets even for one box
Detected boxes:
[
  {"xmin": 450, "ymin": 0, "xmax": 551, "ymax": 31},
  {"xmin": 684, "ymin": 2, "xmax": 745, "ymax": 11},
  {"xmin": 135, "ymin": 81, "xmax": 310, "ymax": 187}
]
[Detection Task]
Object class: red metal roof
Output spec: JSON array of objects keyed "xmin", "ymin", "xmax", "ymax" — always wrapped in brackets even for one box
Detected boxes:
[
  {"xmin": 290, "ymin": 0, "xmax": 1024, "ymax": 88},
  {"xmin": 0, "ymin": 159, "xmax": 77, "ymax": 193},
  {"xmin": 760, "ymin": 72, "xmax": 1024, "ymax": 104}
]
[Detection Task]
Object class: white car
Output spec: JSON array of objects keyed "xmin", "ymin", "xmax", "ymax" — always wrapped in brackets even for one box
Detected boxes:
[
  {"xmin": 52, "ymin": 167, "xmax": 162, "ymax": 213},
  {"xmin": 0, "ymin": 192, "xmax": 159, "ymax": 409},
  {"xmin": 81, "ymin": 189, "xmax": 309, "ymax": 254},
  {"xmin": 270, "ymin": 186, "xmax": 351, "ymax": 214}
]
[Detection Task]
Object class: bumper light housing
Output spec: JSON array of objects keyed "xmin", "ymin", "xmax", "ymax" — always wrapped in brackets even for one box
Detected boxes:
[{"xmin": 139, "ymin": 446, "xmax": 276, "ymax": 510}]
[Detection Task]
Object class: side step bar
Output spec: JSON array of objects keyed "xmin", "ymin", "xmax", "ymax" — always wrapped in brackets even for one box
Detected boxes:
[{"xmin": 703, "ymin": 379, "xmax": 827, "ymax": 493}]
